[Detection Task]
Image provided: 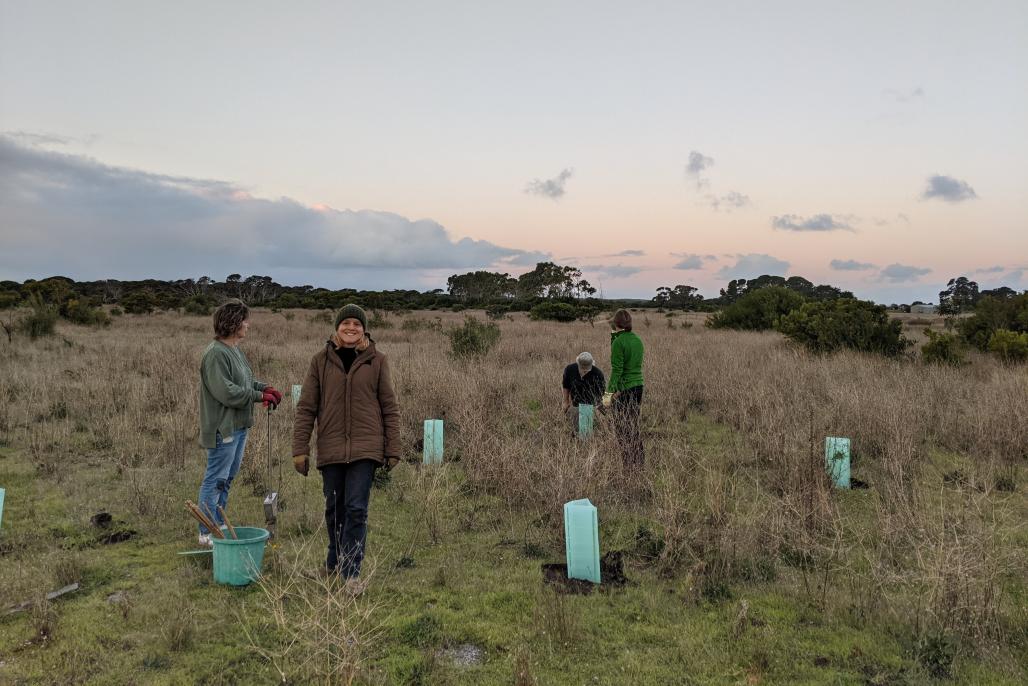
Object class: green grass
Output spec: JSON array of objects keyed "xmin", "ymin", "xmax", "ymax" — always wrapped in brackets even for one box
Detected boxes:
[{"xmin": 0, "ymin": 415, "xmax": 1024, "ymax": 685}]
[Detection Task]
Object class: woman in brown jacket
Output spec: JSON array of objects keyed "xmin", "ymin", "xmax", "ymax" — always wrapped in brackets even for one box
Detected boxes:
[{"xmin": 292, "ymin": 304, "xmax": 400, "ymax": 588}]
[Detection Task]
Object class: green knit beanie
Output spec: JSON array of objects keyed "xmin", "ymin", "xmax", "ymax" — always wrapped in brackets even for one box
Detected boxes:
[{"xmin": 334, "ymin": 304, "xmax": 368, "ymax": 332}]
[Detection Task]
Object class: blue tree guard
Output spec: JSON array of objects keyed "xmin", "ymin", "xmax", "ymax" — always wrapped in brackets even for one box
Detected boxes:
[
  {"xmin": 291, "ymin": 384, "xmax": 302, "ymax": 405},
  {"xmin": 825, "ymin": 437, "xmax": 851, "ymax": 489},
  {"xmin": 564, "ymin": 498, "xmax": 600, "ymax": 583},
  {"xmin": 0, "ymin": 487, "xmax": 5, "ymax": 530},
  {"xmin": 423, "ymin": 419, "xmax": 444, "ymax": 465},
  {"xmin": 578, "ymin": 403, "xmax": 594, "ymax": 438}
]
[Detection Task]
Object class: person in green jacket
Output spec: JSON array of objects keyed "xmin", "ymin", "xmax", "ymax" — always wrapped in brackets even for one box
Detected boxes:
[
  {"xmin": 607, "ymin": 308, "xmax": 645, "ymax": 466},
  {"xmin": 196, "ymin": 300, "xmax": 281, "ymax": 547}
]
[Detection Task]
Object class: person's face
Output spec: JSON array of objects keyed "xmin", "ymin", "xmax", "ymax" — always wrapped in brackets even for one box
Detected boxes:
[
  {"xmin": 578, "ymin": 364, "xmax": 591, "ymax": 377},
  {"xmin": 236, "ymin": 319, "xmax": 251, "ymax": 340},
  {"xmin": 337, "ymin": 318, "xmax": 364, "ymax": 346}
]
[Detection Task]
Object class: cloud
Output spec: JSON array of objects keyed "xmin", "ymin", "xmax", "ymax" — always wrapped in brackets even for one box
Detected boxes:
[
  {"xmin": 706, "ymin": 191, "xmax": 751, "ymax": 212},
  {"xmin": 921, "ymin": 175, "xmax": 977, "ymax": 202},
  {"xmin": 830, "ymin": 259, "xmax": 877, "ymax": 271},
  {"xmin": 606, "ymin": 249, "xmax": 645, "ymax": 257},
  {"xmin": 772, "ymin": 214, "xmax": 854, "ymax": 232},
  {"xmin": 685, "ymin": 150, "xmax": 714, "ymax": 188},
  {"xmin": 716, "ymin": 254, "xmax": 790, "ymax": 280},
  {"xmin": 581, "ymin": 264, "xmax": 643, "ymax": 279},
  {"xmin": 673, "ymin": 253, "xmax": 716, "ymax": 270},
  {"xmin": 502, "ymin": 251, "xmax": 552, "ymax": 267},
  {"xmin": 525, "ymin": 168, "xmax": 573, "ymax": 199},
  {"xmin": 0, "ymin": 135, "xmax": 542, "ymax": 287},
  {"xmin": 974, "ymin": 265, "xmax": 1005, "ymax": 274},
  {"xmin": 883, "ymin": 87, "xmax": 925, "ymax": 103},
  {"xmin": 880, "ymin": 263, "xmax": 932, "ymax": 282},
  {"xmin": 4, "ymin": 129, "xmax": 99, "ymax": 147}
]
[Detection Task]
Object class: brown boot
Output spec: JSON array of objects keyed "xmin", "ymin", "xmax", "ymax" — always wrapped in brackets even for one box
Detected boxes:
[{"xmin": 343, "ymin": 577, "xmax": 367, "ymax": 597}]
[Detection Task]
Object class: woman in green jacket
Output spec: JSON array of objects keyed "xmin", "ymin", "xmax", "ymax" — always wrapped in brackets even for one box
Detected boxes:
[
  {"xmin": 607, "ymin": 309, "xmax": 645, "ymax": 466},
  {"xmin": 196, "ymin": 300, "xmax": 281, "ymax": 546}
]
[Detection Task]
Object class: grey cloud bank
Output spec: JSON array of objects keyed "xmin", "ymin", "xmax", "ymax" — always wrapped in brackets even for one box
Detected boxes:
[
  {"xmin": 716, "ymin": 254, "xmax": 790, "ymax": 280},
  {"xmin": 0, "ymin": 136, "xmax": 540, "ymax": 287},
  {"xmin": 880, "ymin": 263, "xmax": 932, "ymax": 282},
  {"xmin": 772, "ymin": 214, "xmax": 854, "ymax": 232},
  {"xmin": 831, "ymin": 259, "xmax": 877, "ymax": 271},
  {"xmin": 921, "ymin": 175, "xmax": 977, "ymax": 202},
  {"xmin": 582, "ymin": 264, "xmax": 642, "ymax": 279}
]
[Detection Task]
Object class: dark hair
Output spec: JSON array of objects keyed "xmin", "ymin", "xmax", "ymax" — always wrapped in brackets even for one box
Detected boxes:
[
  {"xmin": 611, "ymin": 308, "xmax": 632, "ymax": 332},
  {"xmin": 213, "ymin": 300, "xmax": 249, "ymax": 339}
]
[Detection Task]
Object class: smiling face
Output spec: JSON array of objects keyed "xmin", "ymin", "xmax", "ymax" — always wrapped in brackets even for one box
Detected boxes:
[{"xmin": 336, "ymin": 317, "xmax": 365, "ymax": 347}]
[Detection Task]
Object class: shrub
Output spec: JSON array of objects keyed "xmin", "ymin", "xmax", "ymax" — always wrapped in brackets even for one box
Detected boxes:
[
  {"xmin": 121, "ymin": 290, "xmax": 158, "ymax": 315},
  {"xmin": 529, "ymin": 302, "xmax": 578, "ymax": 322},
  {"xmin": 987, "ymin": 329, "xmax": 1028, "ymax": 363},
  {"xmin": 485, "ymin": 303, "xmax": 511, "ymax": 320},
  {"xmin": 182, "ymin": 295, "xmax": 216, "ymax": 316},
  {"xmin": 369, "ymin": 310, "xmax": 393, "ymax": 330},
  {"xmin": 448, "ymin": 316, "xmax": 501, "ymax": 358},
  {"xmin": 778, "ymin": 298, "xmax": 910, "ymax": 356},
  {"xmin": 61, "ymin": 299, "xmax": 111, "ymax": 328},
  {"xmin": 958, "ymin": 293, "xmax": 1028, "ymax": 350},
  {"xmin": 921, "ymin": 329, "xmax": 965, "ymax": 365},
  {"xmin": 706, "ymin": 287, "xmax": 806, "ymax": 330},
  {"xmin": 21, "ymin": 293, "xmax": 58, "ymax": 339},
  {"xmin": 110, "ymin": 307, "xmax": 123, "ymax": 317}
]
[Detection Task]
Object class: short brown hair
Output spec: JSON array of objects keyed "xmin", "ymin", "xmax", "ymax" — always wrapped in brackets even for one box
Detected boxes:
[
  {"xmin": 213, "ymin": 300, "xmax": 249, "ymax": 339},
  {"xmin": 610, "ymin": 308, "xmax": 632, "ymax": 331}
]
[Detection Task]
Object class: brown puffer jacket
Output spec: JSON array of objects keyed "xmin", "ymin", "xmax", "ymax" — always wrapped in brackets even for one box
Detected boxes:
[{"xmin": 292, "ymin": 337, "xmax": 400, "ymax": 467}]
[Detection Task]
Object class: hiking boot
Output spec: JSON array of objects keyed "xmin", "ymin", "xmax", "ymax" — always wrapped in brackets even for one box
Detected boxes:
[{"xmin": 197, "ymin": 533, "xmax": 213, "ymax": 548}]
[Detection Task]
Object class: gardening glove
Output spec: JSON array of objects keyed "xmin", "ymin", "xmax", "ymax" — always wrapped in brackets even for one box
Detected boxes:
[
  {"xmin": 384, "ymin": 457, "xmax": 400, "ymax": 472},
  {"xmin": 261, "ymin": 389, "xmax": 280, "ymax": 408},
  {"xmin": 601, "ymin": 392, "xmax": 614, "ymax": 408},
  {"xmin": 293, "ymin": 454, "xmax": 309, "ymax": 476},
  {"xmin": 265, "ymin": 386, "xmax": 283, "ymax": 405}
]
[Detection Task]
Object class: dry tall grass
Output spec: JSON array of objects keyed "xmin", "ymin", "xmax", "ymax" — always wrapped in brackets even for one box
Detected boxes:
[{"xmin": 0, "ymin": 307, "xmax": 1024, "ymax": 673}]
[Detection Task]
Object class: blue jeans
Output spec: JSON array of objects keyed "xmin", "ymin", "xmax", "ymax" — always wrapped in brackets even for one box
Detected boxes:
[
  {"xmin": 197, "ymin": 428, "xmax": 248, "ymax": 535},
  {"xmin": 321, "ymin": 459, "xmax": 377, "ymax": 578}
]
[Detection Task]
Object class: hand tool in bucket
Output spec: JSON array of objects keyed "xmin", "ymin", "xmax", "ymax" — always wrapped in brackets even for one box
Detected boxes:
[{"xmin": 263, "ymin": 404, "xmax": 280, "ymax": 537}]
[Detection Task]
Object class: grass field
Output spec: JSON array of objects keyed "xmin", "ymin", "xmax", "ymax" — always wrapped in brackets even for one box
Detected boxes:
[{"xmin": 0, "ymin": 309, "xmax": 1025, "ymax": 685}]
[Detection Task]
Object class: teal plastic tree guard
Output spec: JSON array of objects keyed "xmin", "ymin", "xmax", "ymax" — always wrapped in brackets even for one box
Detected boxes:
[
  {"xmin": 578, "ymin": 403, "xmax": 594, "ymax": 437},
  {"xmin": 564, "ymin": 498, "xmax": 600, "ymax": 583},
  {"xmin": 423, "ymin": 419, "xmax": 444, "ymax": 465},
  {"xmin": 0, "ymin": 487, "xmax": 5, "ymax": 529},
  {"xmin": 825, "ymin": 437, "xmax": 851, "ymax": 489},
  {"xmin": 291, "ymin": 384, "xmax": 302, "ymax": 405}
]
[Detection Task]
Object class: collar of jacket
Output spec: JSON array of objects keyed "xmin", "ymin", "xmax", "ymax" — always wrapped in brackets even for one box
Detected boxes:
[
  {"xmin": 610, "ymin": 329, "xmax": 627, "ymax": 342},
  {"xmin": 323, "ymin": 335, "xmax": 377, "ymax": 371}
]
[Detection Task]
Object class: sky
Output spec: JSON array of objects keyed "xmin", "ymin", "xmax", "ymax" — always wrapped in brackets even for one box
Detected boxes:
[{"xmin": 1, "ymin": 0, "xmax": 1026, "ymax": 303}]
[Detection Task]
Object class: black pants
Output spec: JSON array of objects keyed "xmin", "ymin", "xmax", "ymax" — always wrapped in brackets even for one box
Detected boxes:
[
  {"xmin": 321, "ymin": 459, "xmax": 376, "ymax": 578},
  {"xmin": 613, "ymin": 385, "xmax": 644, "ymax": 467}
]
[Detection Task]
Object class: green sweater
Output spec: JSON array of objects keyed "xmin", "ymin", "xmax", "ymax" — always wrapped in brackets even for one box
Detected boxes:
[
  {"xmin": 607, "ymin": 330, "xmax": 644, "ymax": 392},
  {"xmin": 198, "ymin": 340, "xmax": 266, "ymax": 449}
]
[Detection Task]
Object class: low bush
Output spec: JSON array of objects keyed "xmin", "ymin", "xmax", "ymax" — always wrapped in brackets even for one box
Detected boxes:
[
  {"xmin": 706, "ymin": 287, "xmax": 806, "ymax": 330},
  {"xmin": 121, "ymin": 290, "xmax": 158, "ymax": 315},
  {"xmin": 182, "ymin": 295, "xmax": 216, "ymax": 316},
  {"xmin": 529, "ymin": 302, "xmax": 578, "ymax": 322},
  {"xmin": 21, "ymin": 294, "xmax": 58, "ymax": 339},
  {"xmin": 921, "ymin": 329, "xmax": 965, "ymax": 365},
  {"xmin": 778, "ymin": 298, "xmax": 909, "ymax": 356},
  {"xmin": 958, "ymin": 293, "xmax": 1028, "ymax": 350},
  {"xmin": 987, "ymin": 329, "xmax": 1028, "ymax": 363},
  {"xmin": 448, "ymin": 316, "xmax": 500, "ymax": 358}
]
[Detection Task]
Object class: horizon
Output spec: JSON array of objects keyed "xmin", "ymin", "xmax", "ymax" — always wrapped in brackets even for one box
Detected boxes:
[{"xmin": 2, "ymin": 1, "xmax": 1025, "ymax": 304}]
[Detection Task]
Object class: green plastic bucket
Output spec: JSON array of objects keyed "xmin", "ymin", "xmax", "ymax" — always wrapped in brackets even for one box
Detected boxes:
[{"xmin": 212, "ymin": 527, "xmax": 269, "ymax": 586}]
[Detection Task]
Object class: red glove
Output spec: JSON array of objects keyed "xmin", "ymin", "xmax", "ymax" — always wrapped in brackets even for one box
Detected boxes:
[
  {"xmin": 265, "ymin": 386, "xmax": 283, "ymax": 405},
  {"xmin": 261, "ymin": 390, "xmax": 280, "ymax": 408}
]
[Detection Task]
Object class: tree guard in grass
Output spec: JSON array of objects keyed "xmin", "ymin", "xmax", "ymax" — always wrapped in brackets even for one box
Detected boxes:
[
  {"xmin": 291, "ymin": 384, "xmax": 302, "ymax": 406},
  {"xmin": 564, "ymin": 498, "xmax": 600, "ymax": 583},
  {"xmin": 825, "ymin": 437, "xmax": 851, "ymax": 489},
  {"xmin": 423, "ymin": 419, "xmax": 444, "ymax": 465},
  {"xmin": 0, "ymin": 487, "xmax": 4, "ymax": 529},
  {"xmin": 578, "ymin": 403, "xmax": 594, "ymax": 438}
]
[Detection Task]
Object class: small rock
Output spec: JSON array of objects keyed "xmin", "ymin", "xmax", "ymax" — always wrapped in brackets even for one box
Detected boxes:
[
  {"xmin": 106, "ymin": 591, "xmax": 128, "ymax": 605},
  {"xmin": 439, "ymin": 643, "xmax": 485, "ymax": 667}
]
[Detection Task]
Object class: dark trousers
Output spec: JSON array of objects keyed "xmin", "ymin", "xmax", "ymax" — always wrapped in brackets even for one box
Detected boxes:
[
  {"xmin": 613, "ymin": 385, "xmax": 644, "ymax": 467},
  {"xmin": 321, "ymin": 459, "xmax": 376, "ymax": 578}
]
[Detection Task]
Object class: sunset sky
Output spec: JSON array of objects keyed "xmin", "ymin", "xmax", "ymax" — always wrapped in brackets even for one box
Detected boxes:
[{"xmin": 1, "ymin": 1, "xmax": 1025, "ymax": 303}]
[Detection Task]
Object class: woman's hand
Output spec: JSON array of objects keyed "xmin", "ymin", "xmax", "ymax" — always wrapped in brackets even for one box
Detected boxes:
[
  {"xmin": 292, "ymin": 455, "xmax": 309, "ymax": 476},
  {"xmin": 384, "ymin": 457, "xmax": 400, "ymax": 471}
]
